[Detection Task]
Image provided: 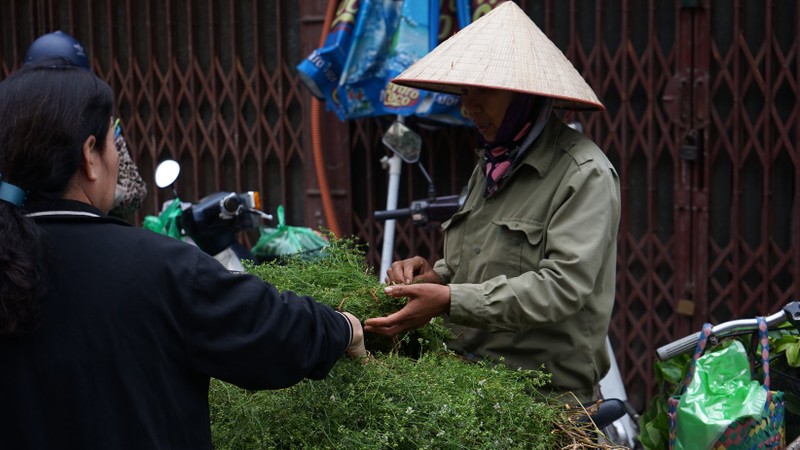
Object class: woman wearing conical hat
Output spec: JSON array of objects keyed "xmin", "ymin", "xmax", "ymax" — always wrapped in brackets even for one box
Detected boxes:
[{"xmin": 365, "ymin": 1, "xmax": 621, "ymax": 405}]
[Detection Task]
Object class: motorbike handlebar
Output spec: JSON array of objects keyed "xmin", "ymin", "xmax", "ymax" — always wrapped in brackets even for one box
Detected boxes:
[
  {"xmin": 180, "ymin": 190, "xmax": 271, "ymax": 256},
  {"xmin": 374, "ymin": 207, "xmax": 413, "ymax": 221},
  {"xmin": 374, "ymin": 194, "xmax": 463, "ymax": 226},
  {"xmin": 656, "ymin": 300, "xmax": 800, "ymax": 361}
]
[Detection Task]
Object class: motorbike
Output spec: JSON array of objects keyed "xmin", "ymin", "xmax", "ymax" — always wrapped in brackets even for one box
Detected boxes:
[
  {"xmin": 145, "ymin": 159, "xmax": 273, "ymax": 272},
  {"xmin": 374, "ymin": 119, "xmax": 641, "ymax": 448}
]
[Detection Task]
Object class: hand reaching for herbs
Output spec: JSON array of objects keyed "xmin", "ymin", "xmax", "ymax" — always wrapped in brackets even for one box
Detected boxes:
[
  {"xmin": 383, "ymin": 256, "xmax": 443, "ymax": 285},
  {"xmin": 364, "ymin": 283, "xmax": 451, "ymax": 336}
]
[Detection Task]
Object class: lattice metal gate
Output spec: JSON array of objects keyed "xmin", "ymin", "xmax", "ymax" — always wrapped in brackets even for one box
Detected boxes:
[
  {"xmin": 0, "ymin": 0, "xmax": 323, "ymax": 238},
  {"xmin": 2, "ymin": 0, "xmax": 798, "ymax": 413}
]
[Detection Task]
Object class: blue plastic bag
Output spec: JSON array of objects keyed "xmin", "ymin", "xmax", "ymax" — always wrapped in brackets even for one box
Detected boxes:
[
  {"xmin": 296, "ymin": 0, "xmax": 360, "ymax": 100},
  {"xmin": 379, "ymin": 0, "xmax": 471, "ymax": 126},
  {"xmin": 380, "ymin": 0, "xmax": 434, "ymax": 117},
  {"xmin": 297, "ymin": 0, "xmax": 483, "ymax": 126},
  {"xmin": 410, "ymin": 0, "xmax": 471, "ymax": 126},
  {"xmin": 331, "ymin": 0, "xmax": 404, "ymax": 119}
]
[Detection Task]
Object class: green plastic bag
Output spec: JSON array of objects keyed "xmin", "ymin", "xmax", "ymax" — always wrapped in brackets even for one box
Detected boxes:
[
  {"xmin": 251, "ymin": 205, "xmax": 328, "ymax": 262},
  {"xmin": 142, "ymin": 198, "xmax": 183, "ymax": 239},
  {"xmin": 674, "ymin": 339, "xmax": 767, "ymax": 449}
]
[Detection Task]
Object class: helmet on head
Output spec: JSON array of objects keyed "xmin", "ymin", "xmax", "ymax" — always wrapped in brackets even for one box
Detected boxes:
[{"xmin": 24, "ymin": 30, "xmax": 90, "ymax": 70}]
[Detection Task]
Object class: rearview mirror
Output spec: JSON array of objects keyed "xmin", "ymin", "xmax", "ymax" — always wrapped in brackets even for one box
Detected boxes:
[
  {"xmin": 382, "ymin": 120, "xmax": 421, "ymax": 164},
  {"xmin": 154, "ymin": 159, "xmax": 181, "ymax": 188}
]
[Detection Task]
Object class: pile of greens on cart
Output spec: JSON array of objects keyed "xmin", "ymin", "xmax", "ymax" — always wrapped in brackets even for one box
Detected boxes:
[{"xmin": 208, "ymin": 236, "xmax": 623, "ymax": 449}]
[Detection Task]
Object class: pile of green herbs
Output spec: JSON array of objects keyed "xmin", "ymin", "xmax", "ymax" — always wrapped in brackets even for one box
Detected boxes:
[
  {"xmin": 244, "ymin": 236, "xmax": 451, "ymax": 357},
  {"xmin": 208, "ymin": 236, "xmax": 618, "ymax": 449},
  {"xmin": 209, "ymin": 353, "xmax": 564, "ymax": 449}
]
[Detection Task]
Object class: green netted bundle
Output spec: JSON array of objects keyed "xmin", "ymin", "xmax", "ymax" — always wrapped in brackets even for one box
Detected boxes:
[{"xmin": 215, "ymin": 236, "xmax": 619, "ymax": 449}]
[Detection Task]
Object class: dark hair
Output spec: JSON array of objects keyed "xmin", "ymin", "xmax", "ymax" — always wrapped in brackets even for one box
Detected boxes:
[{"xmin": 0, "ymin": 61, "xmax": 114, "ymax": 334}]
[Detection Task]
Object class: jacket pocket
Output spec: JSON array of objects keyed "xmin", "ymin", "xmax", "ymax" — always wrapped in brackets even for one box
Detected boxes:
[
  {"xmin": 488, "ymin": 219, "xmax": 545, "ymax": 274},
  {"xmin": 494, "ymin": 219, "xmax": 544, "ymax": 245}
]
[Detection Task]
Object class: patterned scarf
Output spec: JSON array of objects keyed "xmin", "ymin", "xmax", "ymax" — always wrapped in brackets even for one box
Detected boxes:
[{"xmin": 483, "ymin": 94, "xmax": 554, "ymax": 198}]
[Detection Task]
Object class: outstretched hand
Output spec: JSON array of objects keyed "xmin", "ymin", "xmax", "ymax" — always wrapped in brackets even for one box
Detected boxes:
[{"xmin": 363, "ymin": 283, "xmax": 450, "ymax": 336}]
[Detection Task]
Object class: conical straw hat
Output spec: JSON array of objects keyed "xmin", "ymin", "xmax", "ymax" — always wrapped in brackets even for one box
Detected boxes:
[{"xmin": 391, "ymin": 1, "xmax": 603, "ymax": 111}]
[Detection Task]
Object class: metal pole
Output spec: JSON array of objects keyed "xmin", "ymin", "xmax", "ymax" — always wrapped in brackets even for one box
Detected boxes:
[{"xmin": 379, "ymin": 154, "xmax": 403, "ymax": 281}]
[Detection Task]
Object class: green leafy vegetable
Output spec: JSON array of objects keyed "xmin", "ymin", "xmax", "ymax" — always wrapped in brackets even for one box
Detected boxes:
[{"xmin": 206, "ymin": 236, "xmax": 627, "ymax": 449}]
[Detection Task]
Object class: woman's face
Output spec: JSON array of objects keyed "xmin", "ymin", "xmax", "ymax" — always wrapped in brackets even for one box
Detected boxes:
[{"xmin": 460, "ymin": 87, "xmax": 517, "ymax": 142}]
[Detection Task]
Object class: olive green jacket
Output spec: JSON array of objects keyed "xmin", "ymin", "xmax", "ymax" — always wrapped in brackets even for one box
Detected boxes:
[{"xmin": 434, "ymin": 116, "xmax": 621, "ymax": 403}]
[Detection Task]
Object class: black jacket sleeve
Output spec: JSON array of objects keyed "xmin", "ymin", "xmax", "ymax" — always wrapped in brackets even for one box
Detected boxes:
[{"xmin": 182, "ymin": 249, "xmax": 351, "ymax": 389}]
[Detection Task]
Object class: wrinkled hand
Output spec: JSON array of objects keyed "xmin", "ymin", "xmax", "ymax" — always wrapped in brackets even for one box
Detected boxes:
[
  {"xmin": 385, "ymin": 256, "xmax": 443, "ymax": 285},
  {"xmin": 341, "ymin": 312, "xmax": 367, "ymax": 358},
  {"xmin": 363, "ymin": 283, "xmax": 450, "ymax": 336}
]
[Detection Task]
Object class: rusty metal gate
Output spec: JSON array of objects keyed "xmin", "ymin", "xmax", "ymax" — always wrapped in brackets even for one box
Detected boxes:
[
  {"xmin": 0, "ymin": 0, "xmax": 333, "ymax": 237},
  {"xmin": 2, "ymin": 0, "xmax": 798, "ymax": 412}
]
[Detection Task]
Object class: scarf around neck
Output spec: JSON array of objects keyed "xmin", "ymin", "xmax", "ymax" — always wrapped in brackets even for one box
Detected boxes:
[{"xmin": 483, "ymin": 95, "xmax": 554, "ymax": 198}]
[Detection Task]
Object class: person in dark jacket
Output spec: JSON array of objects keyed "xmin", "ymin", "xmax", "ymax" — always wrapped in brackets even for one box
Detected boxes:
[{"xmin": 0, "ymin": 61, "xmax": 365, "ymax": 449}]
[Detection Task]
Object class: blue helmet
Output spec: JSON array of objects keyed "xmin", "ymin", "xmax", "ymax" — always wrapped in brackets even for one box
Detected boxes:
[{"xmin": 24, "ymin": 30, "xmax": 90, "ymax": 70}]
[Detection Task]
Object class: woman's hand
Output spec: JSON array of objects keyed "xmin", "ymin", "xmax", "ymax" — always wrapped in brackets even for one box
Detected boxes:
[
  {"xmin": 341, "ymin": 312, "xmax": 367, "ymax": 357},
  {"xmin": 385, "ymin": 256, "xmax": 442, "ymax": 285},
  {"xmin": 363, "ymin": 283, "xmax": 450, "ymax": 336}
]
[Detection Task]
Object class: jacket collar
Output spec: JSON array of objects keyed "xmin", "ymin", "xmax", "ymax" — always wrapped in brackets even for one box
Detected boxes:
[
  {"xmin": 515, "ymin": 115, "xmax": 563, "ymax": 177},
  {"xmin": 25, "ymin": 198, "xmax": 130, "ymax": 226}
]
